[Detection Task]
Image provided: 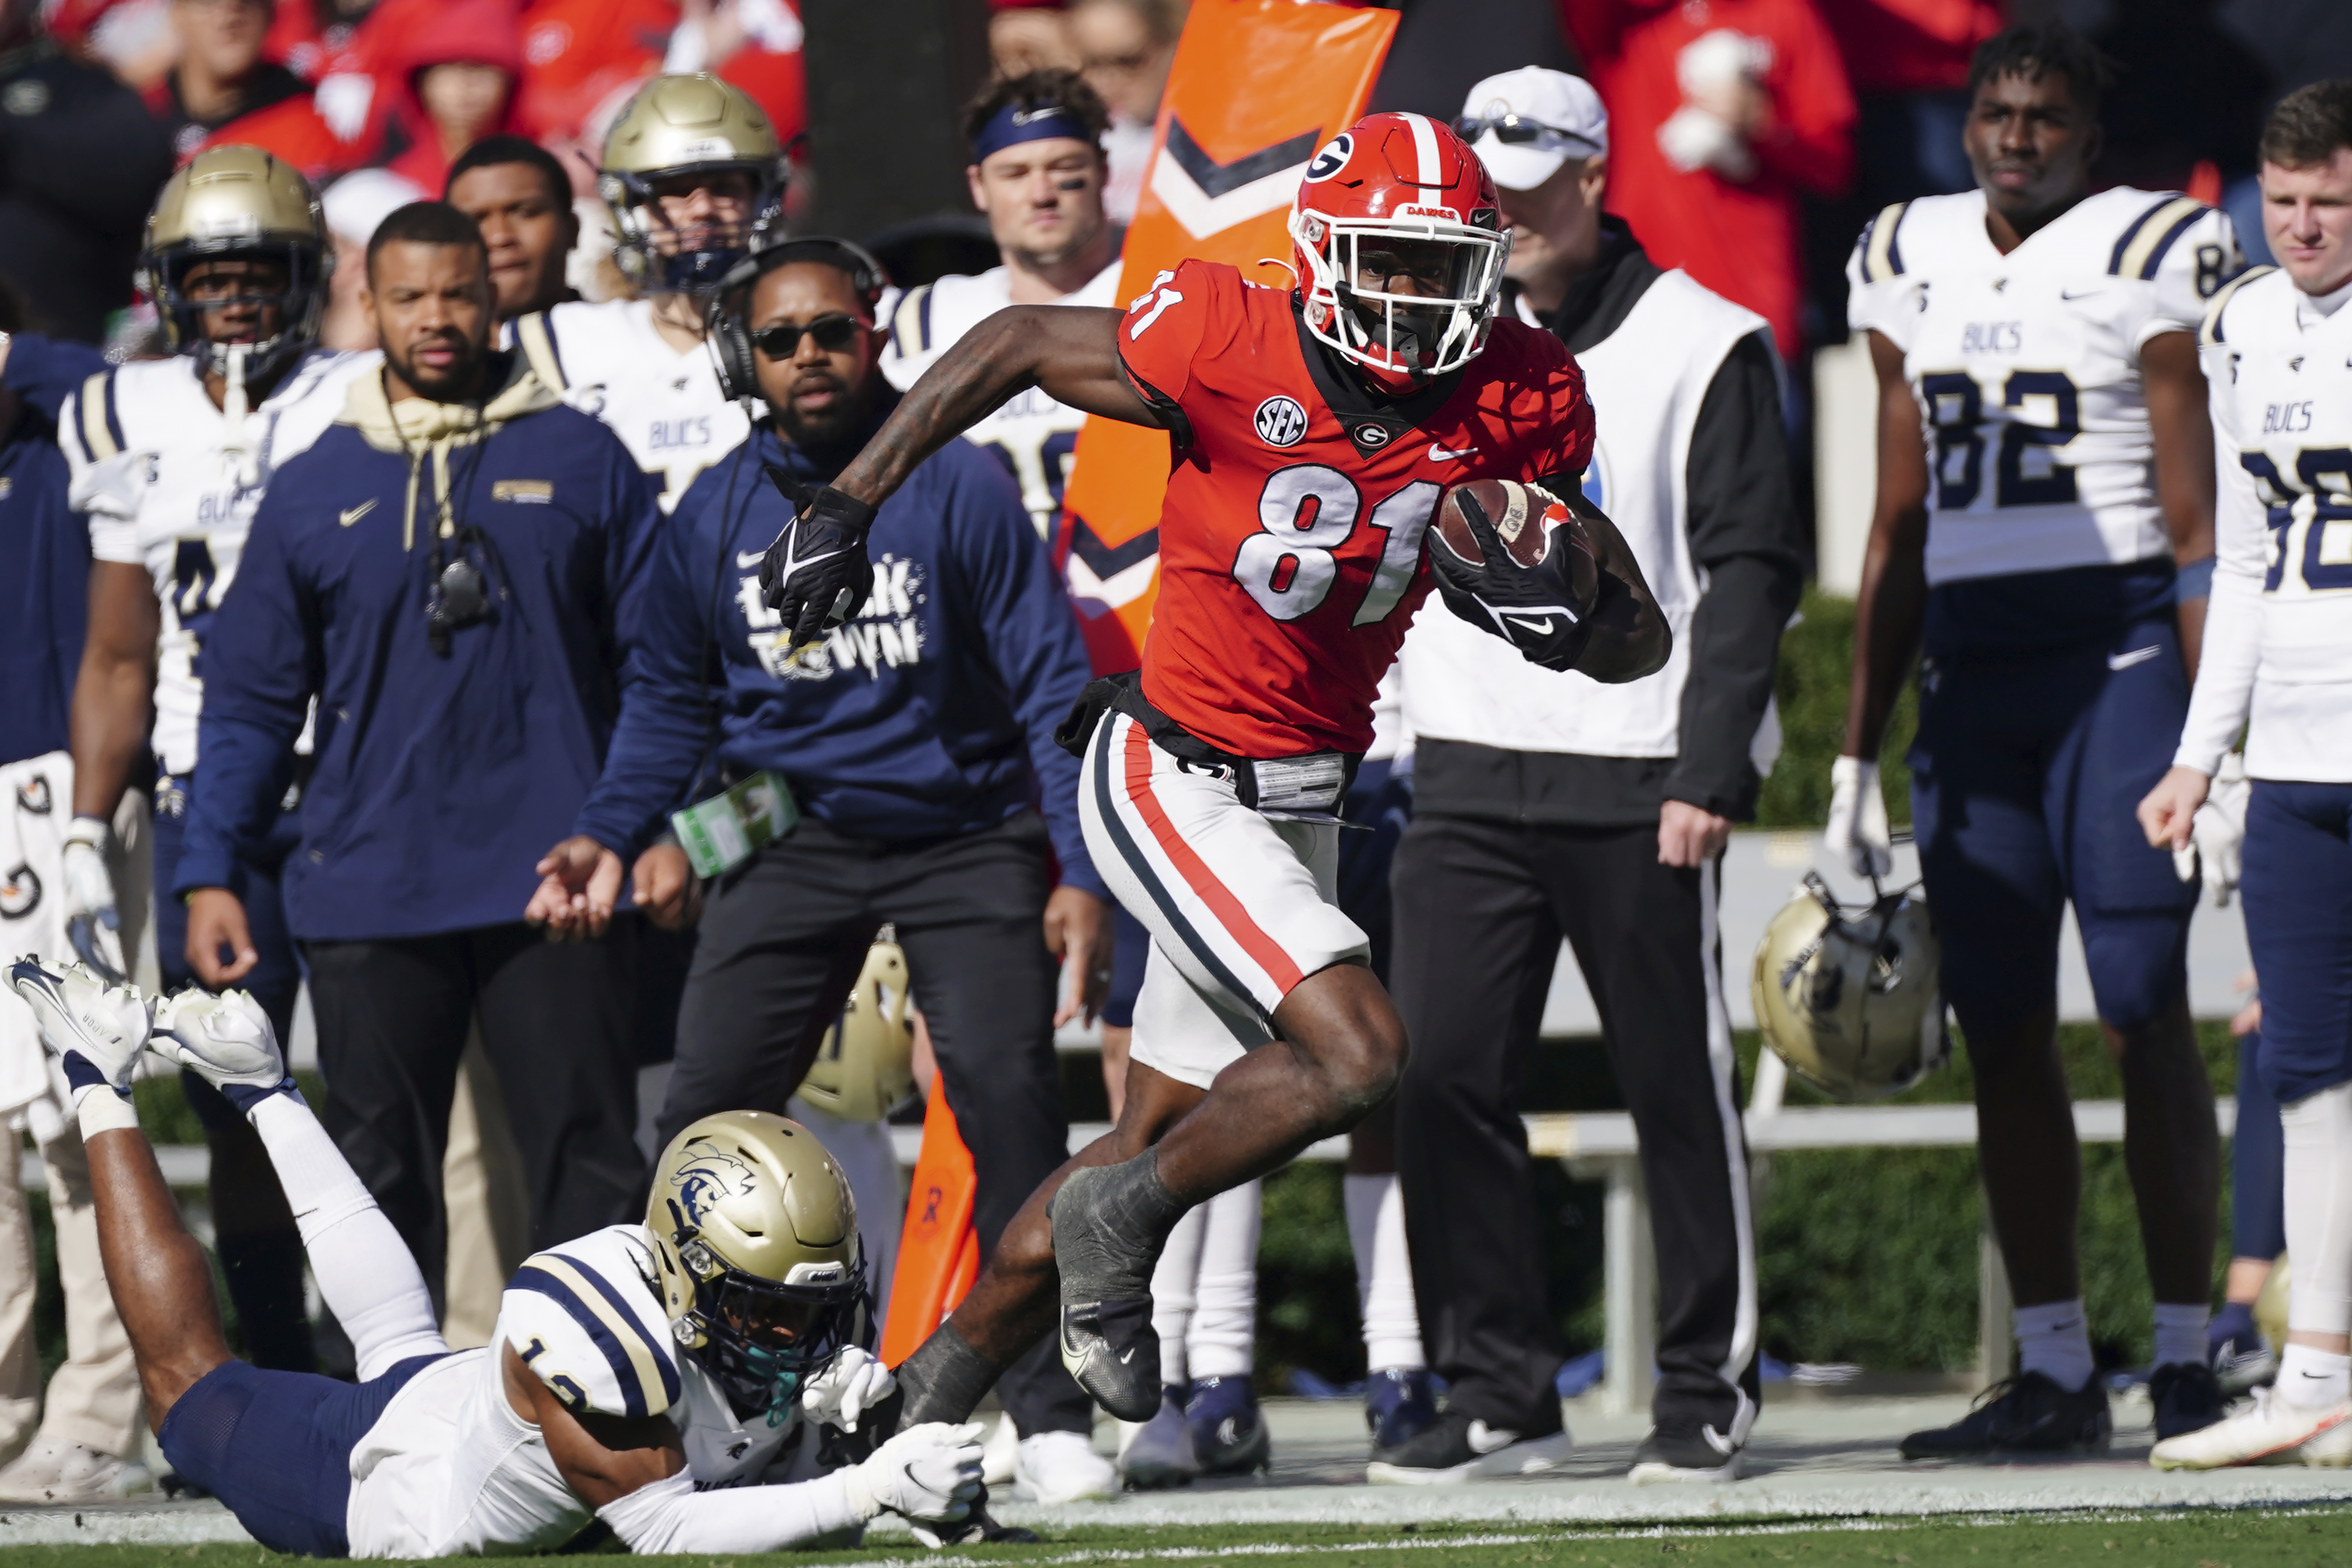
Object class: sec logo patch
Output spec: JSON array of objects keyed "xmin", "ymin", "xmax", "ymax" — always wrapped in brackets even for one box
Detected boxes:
[{"xmin": 1255, "ymin": 396, "xmax": 1308, "ymax": 448}]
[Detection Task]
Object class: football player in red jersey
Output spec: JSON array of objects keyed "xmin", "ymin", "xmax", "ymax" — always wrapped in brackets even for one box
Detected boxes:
[{"xmin": 760, "ymin": 112, "xmax": 1669, "ymax": 1448}]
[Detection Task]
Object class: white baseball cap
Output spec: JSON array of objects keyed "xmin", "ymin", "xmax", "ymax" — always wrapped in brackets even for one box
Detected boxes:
[{"xmin": 1455, "ymin": 67, "xmax": 1608, "ymax": 193}]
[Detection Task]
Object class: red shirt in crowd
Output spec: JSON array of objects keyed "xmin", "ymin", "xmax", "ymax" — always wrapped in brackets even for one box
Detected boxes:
[
  {"xmin": 1556, "ymin": 0, "xmax": 1855, "ymax": 360},
  {"xmin": 1811, "ymin": 0, "xmax": 1999, "ymax": 95}
]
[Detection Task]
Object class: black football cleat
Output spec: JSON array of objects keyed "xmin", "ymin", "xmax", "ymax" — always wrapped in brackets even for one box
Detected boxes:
[
  {"xmin": 1898, "ymin": 1371, "xmax": 2111, "ymax": 1460},
  {"xmin": 1050, "ymin": 1163, "xmax": 1167, "ymax": 1420},
  {"xmin": 2149, "ymin": 1360, "xmax": 2228, "ymax": 1441},
  {"xmin": 1185, "ymin": 1375, "xmax": 1271, "ymax": 1476},
  {"xmin": 1628, "ymin": 1416, "xmax": 1746, "ymax": 1483},
  {"xmin": 1365, "ymin": 1408, "xmax": 1574, "ymax": 1484}
]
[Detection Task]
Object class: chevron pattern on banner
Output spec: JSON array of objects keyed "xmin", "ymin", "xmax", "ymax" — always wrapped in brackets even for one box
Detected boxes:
[{"xmin": 1150, "ymin": 120, "xmax": 1324, "ymax": 238}]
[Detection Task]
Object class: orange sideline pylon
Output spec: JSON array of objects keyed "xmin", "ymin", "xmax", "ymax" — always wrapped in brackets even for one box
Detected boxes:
[
  {"xmin": 1057, "ymin": 0, "xmax": 1398, "ymax": 675},
  {"xmin": 880, "ymin": 1074, "xmax": 983, "ymax": 1366}
]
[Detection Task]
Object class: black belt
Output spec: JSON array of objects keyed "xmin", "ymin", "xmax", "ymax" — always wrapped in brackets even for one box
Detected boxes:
[{"xmin": 1054, "ymin": 671, "xmax": 1359, "ymax": 821}]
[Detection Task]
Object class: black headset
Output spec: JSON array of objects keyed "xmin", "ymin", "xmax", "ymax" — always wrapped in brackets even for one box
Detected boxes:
[{"xmin": 706, "ymin": 235, "xmax": 891, "ymax": 402}]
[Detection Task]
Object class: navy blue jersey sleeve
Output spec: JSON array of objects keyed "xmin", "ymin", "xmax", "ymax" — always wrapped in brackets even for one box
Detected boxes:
[
  {"xmin": 174, "ymin": 487, "xmax": 317, "ymax": 896},
  {"xmin": 572, "ymin": 460, "xmax": 729, "ymax": 856},
  {"xmin": 939, "ymin": 450, "xmax": 1106, "ymax": 898}
]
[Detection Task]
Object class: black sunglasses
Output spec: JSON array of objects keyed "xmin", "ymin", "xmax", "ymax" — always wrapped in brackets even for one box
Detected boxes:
[
  {"xmin": 1452, "ymin": 113, "xmax": 1597, "ymax": 152},
  {"xmin": 750, "ymin": 315, "xmax": 863, "ymax": 359}
]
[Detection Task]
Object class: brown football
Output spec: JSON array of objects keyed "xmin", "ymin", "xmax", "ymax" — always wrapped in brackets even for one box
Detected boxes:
[{"xmin": 1433, "ymin": 478, "xmax": 1599, "ymax": 599}]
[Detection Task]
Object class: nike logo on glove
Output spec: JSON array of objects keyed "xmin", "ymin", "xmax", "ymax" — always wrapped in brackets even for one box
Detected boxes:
[{"xmin": 1502, "ymin": 614, "xmax": 1557, "ymax": 636}]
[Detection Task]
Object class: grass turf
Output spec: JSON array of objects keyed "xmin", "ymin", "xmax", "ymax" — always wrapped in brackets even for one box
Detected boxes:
[{"xmin": 8, "ymin": 1510, "xmax": 2352, "ymax": 1567}]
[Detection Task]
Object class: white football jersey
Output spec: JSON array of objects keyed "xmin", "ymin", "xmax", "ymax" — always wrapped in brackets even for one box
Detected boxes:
[
  {"xmin": 2177, "ymin": 266, "xmax": 2352, "ymax": 783},
  {"xmin": 57, "ymin": 350, "xmax": 375, "ymax": 776},
  {"xmin": 1847, "ymin": 187, "xmax": 2240, "ymax": 587},
  {"xmin": 343, "ymin": 1224, "xmax": 836, "ymax": 1558},
  {"xmin": 879, "ymin": 259, "xmax": 1122, "ymax": 539},
  {"xmin": 509, "ymin": 300, "xmax": 751, "ymax": 512}
]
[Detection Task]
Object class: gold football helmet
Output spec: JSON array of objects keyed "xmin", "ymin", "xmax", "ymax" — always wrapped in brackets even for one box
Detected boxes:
[
  {"xmin": 599, "ymin": 74, "xmax": 786, "ymax": 292},
  {"xmin": 137, "ymin": 145, "xmax": 330, "ymax": 379},
  {"xmin": 798, "ymin": 934, "xmax": 917, "ymax": 1123},
  {"xmin": 646, "ymin": 1110, "xmax": 869, "ymax": 1419},
  {"xmin": 1752, "ymin": 873, "xmax": 1949, "ymax": 1101}
]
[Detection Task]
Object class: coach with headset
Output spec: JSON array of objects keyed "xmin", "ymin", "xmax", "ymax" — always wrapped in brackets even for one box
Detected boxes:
[{"xmin": 530, "ymin": 236, "xmax": 1115, "ymax": 1492}]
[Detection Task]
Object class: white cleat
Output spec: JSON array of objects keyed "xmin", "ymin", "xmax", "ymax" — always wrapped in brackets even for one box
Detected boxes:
[
  {"xmin": 151, "ymin": 986, "xmax": 288, "ymax": 1096},
  {"xmin": 1012, "ymin": 1428, "xmax": 1119, "ymax": 1505},
  {"xmin": 6, "ymin": 958, "xmax": 151, "ymax": 1099},
  {"xmin": 2149, "ymin": 1387, "xmax": 2352, "ymax": 1470},
  {"xmin": 0, "ymin": 1437, "xmax": 152, "ymax": 1503}
]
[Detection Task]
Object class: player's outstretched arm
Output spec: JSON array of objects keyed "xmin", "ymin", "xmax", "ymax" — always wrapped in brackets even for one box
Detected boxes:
[
  {"xmin": 509, "ymin": 1345, "xmax": 985, "ymax": 1553},
  {"xmin": 1548, "ymin": 482, "xmax": 1672, "ymax": 683},
  {"xmin": 761, "ymin": 306, "xmax": 1156, "ymax": 641}
]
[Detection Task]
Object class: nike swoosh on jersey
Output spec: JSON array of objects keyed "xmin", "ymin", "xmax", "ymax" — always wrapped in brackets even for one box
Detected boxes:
[
  {"xmin": 2107, "ymin": 645, "xmax": 2162, "ymax": 671},
  {"xmin": 2060, "ymin": 289, "xmax": 2103, "ymax": 300},
  {"xmin": 339, "ymin": 499, "xmax": 377, "ymax": 527},
  {"xmin": 736, "ymin": 550, "xmax": 768, "ymax": 567},
  {"xmin": 1428, "ymin": 444, "xmax": 1481, "ymax": 462}
]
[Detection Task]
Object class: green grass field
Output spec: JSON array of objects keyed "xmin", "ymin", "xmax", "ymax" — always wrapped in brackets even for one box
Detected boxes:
[{"xmin": 7, "ymin": 1511, "xmax": 2352, "ymax": 1568}]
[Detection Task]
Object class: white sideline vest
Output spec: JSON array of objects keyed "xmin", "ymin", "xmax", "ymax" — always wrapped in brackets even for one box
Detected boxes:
[{"xmin": 1400, "ymin": 270, "xmax": 1774, "ymax": 764}]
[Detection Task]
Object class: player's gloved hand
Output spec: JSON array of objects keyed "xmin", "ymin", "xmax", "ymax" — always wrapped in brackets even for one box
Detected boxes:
[
  {"xmin": 757, "ymin": 465, "xmax": 876, "ymax": 646},
  {"xmin": 2177, "ymin": 751, "xmax": 2250, "ymax": 907},
  {"xmin": 801, "ymin": 1345, "xmax": 895, "ymax": 1433},
  {"xmin": 60, "ymin": 816, "xmax": 128, "ymax": 982},
  {"xmin": 840, "ymin": 1420, "xmax": 985, "ymax": 1524},
  {"xmin": 1824, "ymin": 757, "xmax": 1892, "ymax": 879},
  {"xmin": 1426, "ymin": 484, "xmax": 1599, "ymax": 672}
]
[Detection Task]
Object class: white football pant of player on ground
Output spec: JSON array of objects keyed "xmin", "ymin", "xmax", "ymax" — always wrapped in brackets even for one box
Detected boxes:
[{"xmin": 7, "ymin": 958, "xmax": 984, "ymax": 1558}]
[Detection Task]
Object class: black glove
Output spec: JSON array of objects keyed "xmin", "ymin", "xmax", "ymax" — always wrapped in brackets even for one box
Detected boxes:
[
  {"xmin": 1427, "ymin": 483, "xmax": 1601, "ymax": 672},
  {"xmin": 759, "ymin": 466, "xmax": 879, "ymax": 644}
]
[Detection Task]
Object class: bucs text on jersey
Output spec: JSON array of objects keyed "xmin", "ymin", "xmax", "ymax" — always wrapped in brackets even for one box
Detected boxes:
[
  {"xmin": 509, "ymin": 300, "xmax": 751, "ymax": 512},
  {"xmin": 881, "ymin": 259, "xmax": 1123, "ymax": 539},
  {"xmin": 342, "ymin": 1223, "xmax": 839, "ymax": 1556},
  {"xmin": 57, "ymin": 349, "xmax": 373, "ymax": 776},
  {"xmin": 1847, "ymin": 187, "xmax": 2240, "ymax": 586},
  {"xmin": 1118, "ymin": 257, "xmax": 1595, "ymax": 759},
  {"xmin": 2180, "ymin": 265, "xmax": 2352, "ymax": 785}
]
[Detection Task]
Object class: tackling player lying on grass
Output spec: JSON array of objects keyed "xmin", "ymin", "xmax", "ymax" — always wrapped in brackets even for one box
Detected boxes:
[
  {"xmin": 7, "ymin": 957, "xmax": 986, "ymax": 1558},
  {"xmin": 748, "ymin": 113, "xmax": 1670, "ymax": 1434}
]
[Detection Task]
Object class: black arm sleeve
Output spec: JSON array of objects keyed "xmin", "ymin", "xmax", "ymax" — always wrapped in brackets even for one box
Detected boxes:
[{"xmin": 1663, "ymin": 330, "xmax": 1805, "ymax": 820}]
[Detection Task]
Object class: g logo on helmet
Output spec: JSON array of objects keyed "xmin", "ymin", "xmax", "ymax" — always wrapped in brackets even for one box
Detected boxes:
[
  {"xmin": 670, "ymin": 1139, "xmax": 758, "ymax": 1226},
  {"xmin": 1255, "ymin": 396, "xmax": 1308, "ymax": 447},
  {"xmin": 1304, "ymin": 134, "xmax": 1353, "ymax": 183}
]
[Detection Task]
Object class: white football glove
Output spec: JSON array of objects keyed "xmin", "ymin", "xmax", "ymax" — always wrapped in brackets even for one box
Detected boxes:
[
  {"xmin": 840, "ymin": 1421, "xmax": 984, "ymax": 1526},
  {"xmin": 800, "ymin": 1345, "xmax": 894, "ymax": 1434},
  {"xmin": 152, "ymin": 987, "xmax": 289, "ymax": 1095},
  {"xmin": 2174, "ymin": 752, "xmax": 2250, "ymax": 907},
  {"xmin": 1823, "ymin": 756, "xmax": 1892, "ymax": 879},
  {"xmin": 60, "ymin": 816, "xmax": 127, "ymax": 982}
]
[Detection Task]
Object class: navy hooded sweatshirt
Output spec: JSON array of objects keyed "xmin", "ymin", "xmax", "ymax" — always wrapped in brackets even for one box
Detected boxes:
[
  {"xmin": 174, "ymin": 354, "xmax": 663, "ymax": 938},
  {"xmin": 572, "ymin": 400, "xmax": 1105, "ymax": 898},
  {"xmin": 0, "ymin": 334, "xmax": 99, "ymax": 764}
]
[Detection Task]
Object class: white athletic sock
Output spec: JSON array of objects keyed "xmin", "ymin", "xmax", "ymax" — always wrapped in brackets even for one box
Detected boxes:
[
  {"xmin": 1150, "ymin": 1202, "xmax": 1206, "ymax": 1389},
  {"xmin": 2151, "ymin": 1302, "xmax": 2210, "ymax": 1370},
  {"xmin": 1344, "ymin": 1173, "xmax": 1424, "ymax": 1373},
  {"xmin": 74, "ymin": 1086, "xmax": 140, "ymax": 1140},
  {"xmin": 246, "ymin": 1090, "xmax": 448, "ymax": 1379},
  {"xmin": 2014, "ymin": 1298, "xmax": 2096, "ymax": 1392},
  {"xmin": 2283, "ymin": 1081, "xmax": 2352, "ymax": 1338},
  {"xmin": 1186, "ymin": 1180, "xmax": 1261, "ymax": 1381},
  {"xmin": 2277, "ymin": 1344, "xmax": 2352, "ymax": 1411}
]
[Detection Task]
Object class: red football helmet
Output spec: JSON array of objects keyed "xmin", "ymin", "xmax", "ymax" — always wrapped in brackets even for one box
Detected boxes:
[{"xmin": 1289, "ymin": 112, "xmax": 1511, "ymax": 392}]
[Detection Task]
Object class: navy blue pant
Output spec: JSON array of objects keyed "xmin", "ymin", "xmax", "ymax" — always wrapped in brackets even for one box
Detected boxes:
[
  {"xmin": 157, "ymin": 1354, "xmax": 443, "ymax": 1557},
  {"xmin": 1908, "ymin": 618, "xmax": 2197, "ymax": 1037},
  {"xmin": 2240, "ymin": 781, "xmax": 2352, "ymax": 1105},
  {"xmin": 2233, "ymin": 1029, "xmax": 2286, "ymax": 1261}
]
